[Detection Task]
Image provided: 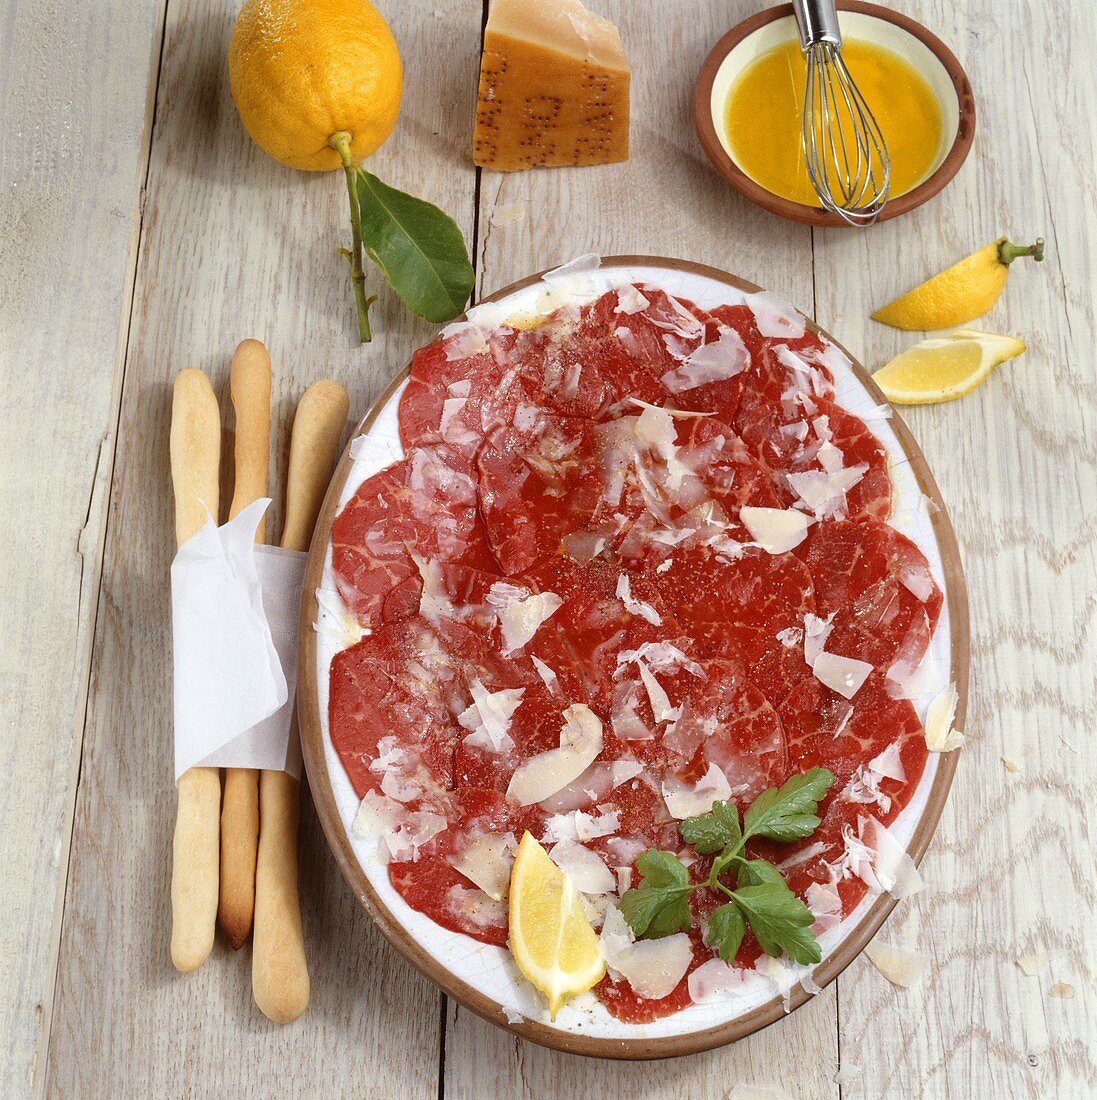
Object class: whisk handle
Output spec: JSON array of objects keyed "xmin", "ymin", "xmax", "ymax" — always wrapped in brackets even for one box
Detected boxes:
[{"xmin": 792, "ymin": 0, "xmax": 842, "ymax": 49}]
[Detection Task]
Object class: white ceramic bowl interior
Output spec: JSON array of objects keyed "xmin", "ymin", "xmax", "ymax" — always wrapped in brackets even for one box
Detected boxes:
[
  {"xmin": 311, "ymin": 260, "xmax": 957, "ymax": 1043},
  {"xmin": 710, "ymin": 12, "xmax": 961, "ymax": 192}
]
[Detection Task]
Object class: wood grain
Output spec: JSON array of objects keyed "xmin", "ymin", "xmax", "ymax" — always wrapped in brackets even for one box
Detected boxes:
[
  {"xmin": 43, "ymin": 0, "xmax": 479, "ymax": 1094},
  {"xmin": 0, "ymin": 2, "xmax": 166, "ymax": 1094},
  {"xmin": 810, "ymin": 2, "xmax": 1097, "ymax": 1096},
  {"xmin": 4, "ymin": 0, "xmax": 1092, "ymax": 1094}
]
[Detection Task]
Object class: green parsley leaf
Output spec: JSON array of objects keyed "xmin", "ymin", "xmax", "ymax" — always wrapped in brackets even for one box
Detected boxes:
[
  {"xmin": 634, "ymin": 849, "xmax": 690, "ymax": 889},
  {"xmin": 732, "ymin": 882, "xmax": 822, "ymax": 965},
  {"xmin": 735, "ymin": 858, "xmax": 786, "ymax": 889},
  {"xmin": 678, "ymin": 800, "xmax": 742, "ymax": 855},
  {"xmin": 619, "ymin": 851, "xmax": 692, "ymax": 938},
  {"xmin": 742, "ymin": 766, "xmax": 835, "ymax": 844},
  {"xmin": 705, "ymin": 902, "xmax": 746, "ymax": 961}
]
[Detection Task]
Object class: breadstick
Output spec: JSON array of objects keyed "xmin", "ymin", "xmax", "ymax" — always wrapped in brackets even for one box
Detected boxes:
[
  {"xmin": 252, "ymin": 379, "xmax": 348, "ymax": 1023},
  {"xmin": 169, "ymin": 369, "xmax": 222, "ymax": 973},
  {"xmin": 278, "ymin": 380, "xmax": 350, "ymax": 554},
  {"xmin": 218, "ymin": 340, "xmax": 271, "ymax": 949}
]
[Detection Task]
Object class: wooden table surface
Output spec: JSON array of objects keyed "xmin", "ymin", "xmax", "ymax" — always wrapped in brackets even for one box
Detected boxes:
[{"xmin": 2, "ymin": 1, "xmax": 1094, "ymax": 1096}]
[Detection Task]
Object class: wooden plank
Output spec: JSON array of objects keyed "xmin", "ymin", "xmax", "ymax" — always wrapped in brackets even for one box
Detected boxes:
[
  {"xmin": 44, "ymin": 1, "xmax": 480, "ymax": 1094},
  {"xmin": 811, "ymin": 2, "xmax": 1097, "ymax": 1096},
  {"xmin": 0, "ymin": 2, "xmax": 166, "ymax": 1094},
  {"xmin": 446, "ymin": 1, "xmax": 839, "ymax": 1094}
]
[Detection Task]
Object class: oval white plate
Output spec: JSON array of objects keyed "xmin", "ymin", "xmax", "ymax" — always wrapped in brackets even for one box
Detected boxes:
[{"xmin": 299, "ymin": 256, "xmax": 968, "ymax": 1058}]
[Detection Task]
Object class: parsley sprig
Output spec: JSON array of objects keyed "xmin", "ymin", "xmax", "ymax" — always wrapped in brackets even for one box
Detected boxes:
[{"xmin": 619, "ymin": 767, "xmax": 835, "ymax": 966}]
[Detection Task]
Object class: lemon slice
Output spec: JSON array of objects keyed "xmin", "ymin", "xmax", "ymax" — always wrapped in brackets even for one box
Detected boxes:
[
  {"xmin": 871, "ymin": 238, "xmax": 1043, "ymax": 331},
  {"xmin": 508, "ymin": 831, "xmax": 605, "ymax": 1018},
  {"xmin": 872, "ymin": 330, "xmax": 1026, "ymax": 405}
]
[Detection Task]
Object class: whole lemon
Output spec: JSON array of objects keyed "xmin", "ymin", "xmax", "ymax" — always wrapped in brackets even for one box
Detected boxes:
[{"xmin": 229, "ymin": 0, "xmax": 403, "ymax": 172}]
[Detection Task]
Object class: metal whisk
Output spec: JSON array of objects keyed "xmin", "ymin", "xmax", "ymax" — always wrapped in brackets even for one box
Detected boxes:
[{"xmin": 792, "ymin": 0, "xmax": 890, "ymax": 226}]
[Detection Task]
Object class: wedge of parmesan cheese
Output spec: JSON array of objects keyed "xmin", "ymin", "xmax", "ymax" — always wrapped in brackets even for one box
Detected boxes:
[
  {"xmin": 506, "ymin": 704, "xmax": 604, "ymax": 806},
  {"xmin": 473, "ymin": 0, "xmax": 630, "ymax": 171}
]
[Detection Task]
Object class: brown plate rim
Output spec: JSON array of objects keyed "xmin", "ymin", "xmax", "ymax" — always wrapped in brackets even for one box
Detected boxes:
[
  {"xmin": 692, "ymin": 1, "xmax": 977, "ymax": 227},
  {"xmin": 298, "ymin": 255, "xmax": 970, "ymax": 1059}
]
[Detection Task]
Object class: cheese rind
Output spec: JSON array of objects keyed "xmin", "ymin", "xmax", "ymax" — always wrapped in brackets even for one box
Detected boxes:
[{"xmin": 474, "ymin": 0, "xmax": 630, "ymax": 171}]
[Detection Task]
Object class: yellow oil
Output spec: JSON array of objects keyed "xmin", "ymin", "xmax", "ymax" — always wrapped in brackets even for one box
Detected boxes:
[{"xmin": 725, "ymin": 38, "xmax": 943, "ymax": 207}]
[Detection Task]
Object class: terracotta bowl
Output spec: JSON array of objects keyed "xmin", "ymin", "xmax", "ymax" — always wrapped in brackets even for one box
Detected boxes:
[
  {"xmin": 693, "ymin": 1, "xmax": 976, "ymax": 227},
  {"xmin": 298, "ymin": 257, "xmax": 970, "ymax": 1058}
]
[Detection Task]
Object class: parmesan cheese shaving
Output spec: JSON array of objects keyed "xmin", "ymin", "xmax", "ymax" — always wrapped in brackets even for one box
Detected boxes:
[
  {"xmin": 414, "ymin": 555, "xmax": 455, "ymax": 624},
  {"xmin": 543, "ymin": 808, "xmax": 621, "ymax": 844},
  {"xmin": 746, "ymin": 290, "xmax": 806, "ymax": 339},
  {"xmin": 802, "ymin": 612, "xmax": 835, "ymax": 666},
  {"xmin": 659, "ymin": 327, "xmax": 749, "ymax": 392},
  {"xmin": 1017, "ymin": 952, "xmax": 1048, "ymax": 976},
  {"xmin": 448, "ymin": 831, "xmax": 516, "ymax": 901},
  {"xmin": 864, "ymin": 942, "xmax": 926, "ymax": 988},
  {"xmin": 1049, "ymin": 982, "xmax": 1076, "ymax": 999},
  {"xmin": 687, "ymin": 958, "xmax": 766, "ymax": 1003},
  {"xmin": 662, "ymin": 763, "xmax": 732, "ymax": 819},
  {"xmin": 812, "ymin": 651, "xmax": 873, "ymax": 699},
  {"xmin": 924, "ymin": 683, "xmax": 964, "ymax": 751},
  {"xmin": 615, "ymin": 573, "xmax": 662, "ymax": 625},
  {"xmin": 786, "ymin": 463, "xmax": 868, "ymax": 521},
  {"xmin": 617, "ymin": 641, "xmax": 705, "ymax": 677},
  {"xmin": 598, "ymin": 907, "xmax": 692, "ymax": 999},
  {"xmin": 637, "ymin": 661, "xmax": 678, "ymax": 723},
  {"xmin": 740, "ymin": 506, "xmax": 813, "ymax": 554},
  {"xmin": 492, "ymin": 588, "xmax": 563, "ymax": 653},
  {"xmin": 506, "ymin": 704, "xmax": 604, "ymax": 806},
  {"xmin": 842, "ymin": 816, "xmax": 923, "ymax": 899},
  {"xmin": 530, "ymin": 655, "xmax": 562, "ymax": 694},
  {"xmin": 614, "ymin": 284, "xmax": 649, "ymax": 314},
  {"xmin": 458, "ymin": 679, "xmax": 524, "ymax": 753},
  {"xmin": 806, "ymin": 881, "xmax": 842, "ymax": 934},
  {"xmin": 548, "ymin": 840, "xmax": 616, "ymax": 895}
]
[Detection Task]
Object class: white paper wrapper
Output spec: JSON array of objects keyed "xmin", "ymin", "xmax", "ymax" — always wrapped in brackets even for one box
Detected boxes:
[{"xmin": 171, "ymin": 498, "xmax": 306, "ymax": 780}]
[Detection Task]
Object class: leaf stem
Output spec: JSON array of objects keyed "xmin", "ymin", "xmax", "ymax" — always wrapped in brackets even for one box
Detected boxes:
[{"xmin": 328, "ymin": 130, "xmax": 376, "ymax": 343}]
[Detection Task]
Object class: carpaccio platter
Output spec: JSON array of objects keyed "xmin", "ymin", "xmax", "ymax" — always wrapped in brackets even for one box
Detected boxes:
[{"xmin": 304, "ymin": 257, "xmax": 963, "ymax": 1050}]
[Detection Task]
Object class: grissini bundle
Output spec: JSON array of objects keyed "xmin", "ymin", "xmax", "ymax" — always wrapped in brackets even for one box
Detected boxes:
[
  {"xmin": 252, "ymin": 379, "xmax": 349, "ymax": 1023},
  {"xmin": 219, "ymin": 340, "xmax": 272, "ymax": 950},
  {"xmin": 169, "ymin": 369, "xmax": 222, "ymax": 973}
]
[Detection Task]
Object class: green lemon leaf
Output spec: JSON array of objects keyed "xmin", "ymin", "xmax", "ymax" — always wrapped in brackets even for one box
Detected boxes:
[
  {"xmin": 732, "ymin": 882, "xmax": 822, "ymax": 965},
  {"xmin": 742, "ymin": 767, "xmax": 835, "ymax": 843},
  {"xmin": 678, "ymin": 800, "xmax": 742, "ymax": 855},
  {"xmin": 354, "ymin": 169, "xmax": 475, "ymax": 323},
  {"xmin": 705, "ymin": 903, "xmax": 746, "ymax": 961}
]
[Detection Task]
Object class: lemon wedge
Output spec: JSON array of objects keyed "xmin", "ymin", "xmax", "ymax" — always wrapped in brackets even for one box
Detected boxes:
[
  {"xmin": 508, "ymin": 831, "xmax": 605, "ymax": 1018},
  {"xmin": 872, "ymin": 330, "xmax": 1026, "ymax": 405},
  {"xmin": 872, "ymin": 238, "xmax": 1043, "ymax": 331}
]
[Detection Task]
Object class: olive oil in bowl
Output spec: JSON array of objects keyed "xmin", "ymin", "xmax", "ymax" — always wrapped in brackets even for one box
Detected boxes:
[{"xmin": 725, "ymin": 38, "xmax": 943, "ymax": 208}]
